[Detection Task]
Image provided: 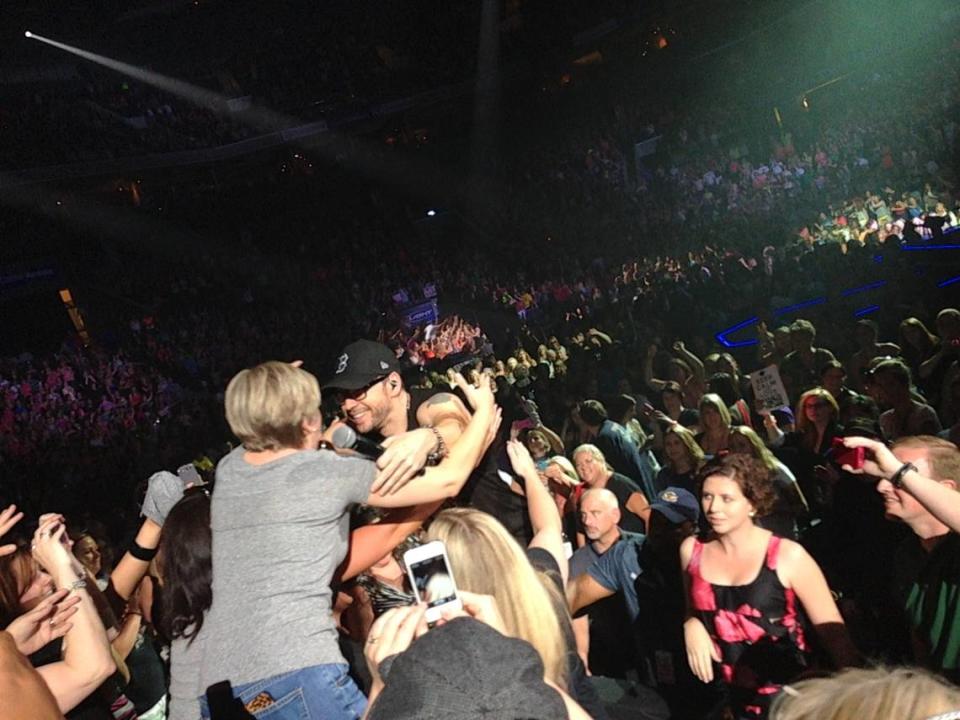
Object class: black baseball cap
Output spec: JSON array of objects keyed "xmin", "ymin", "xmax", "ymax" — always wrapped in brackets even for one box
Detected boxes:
[{"xmin": 323, "ymin": 340, "xmax": 400, "ymax": 390}]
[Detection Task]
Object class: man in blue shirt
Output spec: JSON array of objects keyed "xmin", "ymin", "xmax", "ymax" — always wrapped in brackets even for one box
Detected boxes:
[
  {"xmin": 569, "ymin": 488, "xmax": 640, "ymax": 677},
  {"xmin": 568, "ymin": 487, "xmax": 718, "ymax": 717}
]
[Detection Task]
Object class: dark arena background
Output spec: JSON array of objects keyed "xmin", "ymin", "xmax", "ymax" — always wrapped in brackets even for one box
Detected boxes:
[{"xmin": 2, "ymin": 1, "xmax": 960, "ymax": 718}]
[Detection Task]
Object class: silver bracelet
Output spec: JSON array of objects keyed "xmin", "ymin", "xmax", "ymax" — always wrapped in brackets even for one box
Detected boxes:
[{"xmin": 67, "ymin": 577, "xmax": 87, "ymax": 594}]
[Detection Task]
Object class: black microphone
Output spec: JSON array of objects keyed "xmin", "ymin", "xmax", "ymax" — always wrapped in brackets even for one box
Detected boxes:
[{"xmin": 331, "ymin": 425, "xmax": 385, "ymax": 460}]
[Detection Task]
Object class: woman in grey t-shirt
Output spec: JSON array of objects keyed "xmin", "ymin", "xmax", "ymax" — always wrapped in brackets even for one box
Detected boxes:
[{"xmin": 197, "ymin": 361, "xmax": 496, "ymax": 720}]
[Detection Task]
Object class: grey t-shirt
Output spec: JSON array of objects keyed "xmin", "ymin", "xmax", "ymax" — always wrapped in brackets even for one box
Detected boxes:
[
  {"xmin": 168, "ymin": 632, "xmax": 204, "ymax": 720},
  {"xmin": 199, "ymin": 447, "xmax": 376, "ymax": 688}
]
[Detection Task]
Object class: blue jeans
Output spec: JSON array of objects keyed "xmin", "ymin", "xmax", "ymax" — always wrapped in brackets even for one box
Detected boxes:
[{"xmin": 199, "ymin": 664, "xmax": 366, "ymax": 720}]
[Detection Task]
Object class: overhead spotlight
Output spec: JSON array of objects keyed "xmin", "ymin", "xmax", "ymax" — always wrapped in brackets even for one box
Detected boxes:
[
  {"xmin": 24, "ymin": 31, "xmax": 33, "ymax": 38},
  {"xmin": 426, "ymin": 210, "xmax": 436, "ymax": 217}
]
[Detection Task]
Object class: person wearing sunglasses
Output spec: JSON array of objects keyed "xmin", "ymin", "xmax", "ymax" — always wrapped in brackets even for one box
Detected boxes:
[
  {"xmin": 197, "ymin": 360, "xmax": 498, "ymax": 720},
  {"xmin": 323, "ymin": 339, "xmax": 530, "ymax": 543}
]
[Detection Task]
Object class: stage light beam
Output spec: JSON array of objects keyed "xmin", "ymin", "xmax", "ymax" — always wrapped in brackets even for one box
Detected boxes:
[
  {"xmin": 20, "ymin": 31, "xmax": 497, "ymax": 234},
  {"xmin": 23, "ymin": 31, "xmax": 282, "ymax": 133}
]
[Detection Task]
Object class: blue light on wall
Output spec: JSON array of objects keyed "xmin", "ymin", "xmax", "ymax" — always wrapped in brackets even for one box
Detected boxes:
[{"xmin": 853, "ymin": 304, "xmax": 881, "ymax": 317}]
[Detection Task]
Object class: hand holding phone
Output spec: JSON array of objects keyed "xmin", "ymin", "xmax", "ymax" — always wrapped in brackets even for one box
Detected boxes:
[
  {"xmin": 831, "ymin": 438, "xmax": 864, "ymax": 471},
  {"xmin": 177, "ymin": 463, "xmax": 201, "ymax": 488},
  {"xmin": 403, "ymin": 540, "xmax": 462, "ymax": 624}
]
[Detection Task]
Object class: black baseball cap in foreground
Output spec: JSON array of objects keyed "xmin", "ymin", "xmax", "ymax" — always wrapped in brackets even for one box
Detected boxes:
[
  {"xmin": 367, "ymin": 617, "xmax": 567, "ymax": 720},
  {"xmin": 322, "ymin": 340, "xmax": 400, "ymax": 391},
  {"xmin": 649, "ymin": 486, "xmax": 700, "ymax": 525}
]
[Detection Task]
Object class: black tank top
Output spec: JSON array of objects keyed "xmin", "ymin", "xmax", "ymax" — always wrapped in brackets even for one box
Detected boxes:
[
  {"xmin": 368, "ymin": 386, "xmax": 532, "ymax": 543},
  {"xmin": 687, "ymin": 535, "xmax": 808, "ymax": 718}
]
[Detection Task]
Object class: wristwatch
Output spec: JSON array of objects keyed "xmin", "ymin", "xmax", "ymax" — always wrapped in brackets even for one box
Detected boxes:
[{"xmin": 890, "ymin": 462, "xmax": 918, "ymax": 489}]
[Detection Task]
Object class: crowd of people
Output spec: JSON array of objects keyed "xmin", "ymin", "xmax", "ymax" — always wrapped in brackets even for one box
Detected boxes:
[
  {"xmin": 6, "ymin": 293, "xmax": 960, "ymax": 719},
  {"xmin": 382, "ymin": 314, "xmax": 486, "ymax": 367},
  {"xmin": 5, "ymin": 5, "xmax": 960, "ymax": 720}
]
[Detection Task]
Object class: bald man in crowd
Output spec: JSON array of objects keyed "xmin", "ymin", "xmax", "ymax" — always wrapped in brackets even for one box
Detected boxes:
[
  {"xmin": 569, "ymin": 488, "xmax": 639, "ymax": 678},
  {"xmin": 568, "ymin": 487, "xmax": 716, "ymax": 717},
  {"xmin": 571, "ymin": 489, "xmax": 627, "ymax": 576}
]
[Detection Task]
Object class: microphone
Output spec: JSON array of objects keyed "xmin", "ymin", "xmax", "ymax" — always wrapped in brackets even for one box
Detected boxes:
[{"xmin": 331, "ymin": 425, "xmax": 385, "ymax": 460}]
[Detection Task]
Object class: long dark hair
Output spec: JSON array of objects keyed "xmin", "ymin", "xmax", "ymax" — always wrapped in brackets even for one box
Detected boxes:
[{"xmin": 157, "ymin": 488, "xmax": 212, "ymax": 644}]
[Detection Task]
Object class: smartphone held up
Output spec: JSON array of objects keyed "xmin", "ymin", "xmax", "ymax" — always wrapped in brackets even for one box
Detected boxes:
[
  {"xmin": 177, "ymin": 463, "xmax": 201, "ymax": 488},
  {"xmin": 831, "ymin": 438, "xmax": 865, "ymax": 471},
  {"xmin": 403, "ymin": 540, "xmax": 462, "ymax": 624}
]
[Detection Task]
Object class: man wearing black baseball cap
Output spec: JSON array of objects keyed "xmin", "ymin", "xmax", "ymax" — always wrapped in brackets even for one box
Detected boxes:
[
  {"xmin": 323, "ymin": 339, "xmax": 471, "ymax": 483},
  {"xmin": 323, "ymin": 340, "xmax": 404, "ymax": 432},
  {"xmin": 324, "ymin": 339, "xmax": 530, "ymax": 541}
]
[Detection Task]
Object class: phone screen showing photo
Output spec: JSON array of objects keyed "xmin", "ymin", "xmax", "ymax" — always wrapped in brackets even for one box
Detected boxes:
[{"xmin": 409, "ymin": 555, "xmax": 457, "ymax": 609}]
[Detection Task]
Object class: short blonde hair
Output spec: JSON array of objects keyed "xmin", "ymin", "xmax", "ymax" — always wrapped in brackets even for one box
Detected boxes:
[
  {"xmin": 224, "ymin": 361, "xmax": 321, "ymax": 452},
  {"xmin": 426, "ymin": 509, "xmax": 569, "ymax": 687},
  {"xmin": 771, "ymin": 666, "xmax": 960, "ymax": 720},
  {"xmin": 892, "ymin": 436, "xmax": 960, "ymax": 483},
  {"xmin": 572, "ymin": 443, "xmax": 609, "ymax": 468}
]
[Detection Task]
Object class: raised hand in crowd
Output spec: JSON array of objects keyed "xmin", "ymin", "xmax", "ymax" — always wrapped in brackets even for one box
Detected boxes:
[
  {"xmin": 542, "ymin": 461, "xmax": 580, "ymax": 491},
  {"xmin": 0, "ymin": 505, "xmax": 24, "ymax": 557},
  {"xmin": 507, "ymin": 440, "xmax": 569, "ymax": 585},
  {"xmin": 507, "ymin": 438, "xmax": 541, "ymax": 480},
  {"xmin": 372, "ymin": 371, "xmax": 500, "ymax": 496},
  {"xmin": 843, "ymin": 435, "xmax": 960, "ymax": 534},
  {"xmin": 376, "ymin": 429, "xmax": 443, "ymax": 494},
  {"xmin": 366, "ymin": 372, "xmax": 499, "ymax": 507},
  {"xmin": 103, "ymin": 470, "xmax": 184, "ymax": 605},
  {"xmin": 6, "ymin": 589, "xmax": 80, "ymax": 657},
  {"xmin": 29, "ymin": 517, "xmax": 115, "ymax": 712}
]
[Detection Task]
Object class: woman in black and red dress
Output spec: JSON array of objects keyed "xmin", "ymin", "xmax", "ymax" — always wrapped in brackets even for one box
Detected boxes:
[{"xmin": 680, "ymin": 455, "xmax": 859, "ymax": 719}]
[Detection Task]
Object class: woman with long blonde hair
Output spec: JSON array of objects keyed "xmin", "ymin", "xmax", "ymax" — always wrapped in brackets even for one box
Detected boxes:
[
  {"xmin": 426, "ymin": 440, "xmax": 606, "ymax": 719},
  {"xmin": 696, "ymin": 393, "xmax": 732, "ymax": 457},
  {"xmin": 427, "ymin": 508, "xmax": 569, "ymax": 684}
]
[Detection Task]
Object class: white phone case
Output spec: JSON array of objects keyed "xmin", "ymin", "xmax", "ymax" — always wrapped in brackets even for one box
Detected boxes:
[{"xmin": 403, "ymin": 540, "xmax": 463, "ymax": 623}]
